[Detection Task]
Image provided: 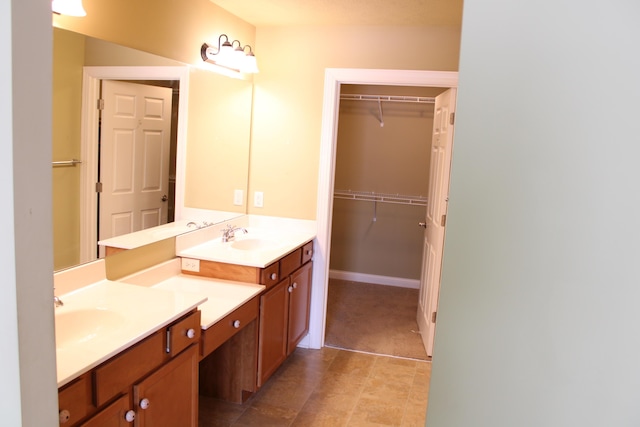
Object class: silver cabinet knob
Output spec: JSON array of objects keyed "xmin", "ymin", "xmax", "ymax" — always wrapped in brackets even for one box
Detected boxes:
[
  {"xmin": 270, "ymin": 273, "xmax": 278, "ymax": 280},
  {"xmin": 59, "ymin": 409, "xmax": 71, "ymax": 424},
  {"xmin": 186, "ymin": 328, "xmax": 196, "ymax": 339},
  {"xmin": 233, "ymin": 320, "xmax": 241, "ymax": 329},
  {"xmin": 292, "ymin": 282, "xmax": 298, "ymax": 289},
  {"xmin": 124, "ymin": 410, "xmax": 136, "ymax": 423},
  {"xmin": 139, "ymin": 398, "xmax": 150, "ymax": 410},
  {"xmin": 418, "ymin": 222, "xmax": 427, "ymax": 228},
  {"xmin": 288, "ymin": 286, "xmax": 294, "ymax": 293}
]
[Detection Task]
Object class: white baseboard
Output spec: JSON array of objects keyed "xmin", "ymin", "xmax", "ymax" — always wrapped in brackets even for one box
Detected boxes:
[{"xmin": 329, "ymin": 270, "xmax": 420, "ymax": 289}]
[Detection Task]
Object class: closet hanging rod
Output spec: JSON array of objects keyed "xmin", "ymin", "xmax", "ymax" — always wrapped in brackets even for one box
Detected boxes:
[
  {"xmin": 52, "ymin": 159, "xmax": 82, "ymax": 167},
  {"xmin": 340, "ymin": 94, "xmax": 435, "ymax": 104},
  {"xmin": 333, "ymin": 189, "xmax": 428, "ymax": 207}
]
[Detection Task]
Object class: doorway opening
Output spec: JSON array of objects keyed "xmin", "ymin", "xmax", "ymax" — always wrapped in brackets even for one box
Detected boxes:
[
  {"xmin": 325, "ymin": 84, "xmax": 446, "ymax": 360},
  {"xmin": 308, "ymin": 69, "xmax": 458, "ymax": 357}
]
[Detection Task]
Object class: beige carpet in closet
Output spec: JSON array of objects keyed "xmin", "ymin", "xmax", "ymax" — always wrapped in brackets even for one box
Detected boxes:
[{"xmin": 325, "ymin": 279, "xmax": 428, "ymax": 360}]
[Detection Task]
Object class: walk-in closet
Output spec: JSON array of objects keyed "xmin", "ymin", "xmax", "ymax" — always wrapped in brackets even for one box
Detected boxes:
[{"xmin": 325, "ymin": 84, "xmax": 447, "ymax": 360}]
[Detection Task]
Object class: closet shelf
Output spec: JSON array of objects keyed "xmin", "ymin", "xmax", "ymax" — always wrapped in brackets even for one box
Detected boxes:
[
  {"xmin": 333, "ymin": 190, "xmax": 428, "ymax": 207},
  {"xmin": 340, "ymin": 94, "xmax": 435, "ymax": 104}
]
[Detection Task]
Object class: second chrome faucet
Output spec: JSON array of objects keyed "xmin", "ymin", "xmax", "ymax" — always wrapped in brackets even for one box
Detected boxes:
[{"xmin": 221, "ymin": 224, "xmax": 247, "ymax": 242}]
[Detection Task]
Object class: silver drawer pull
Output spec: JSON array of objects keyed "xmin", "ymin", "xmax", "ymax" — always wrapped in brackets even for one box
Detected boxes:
[
  {"xmin": 270, "ymin": 273, "xmax": 278, "ymax": 280},
  {"xmin": 124, "ymin": 410, "xmax": 136, "ymax": 422},
  {"xmin": 233, "ymin": 320, "xmax": 241, "ymax": 329},
  {"xmin": 186, "ymin": 328, "xmax": 196, "ymax": 339}
]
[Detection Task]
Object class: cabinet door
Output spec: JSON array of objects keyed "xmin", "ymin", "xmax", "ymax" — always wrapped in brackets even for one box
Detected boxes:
[
  {"xmin": 287, "ymin": 262, "xmax": 313, "ymax": 355},
  {"xmin": 257, "ymin": 278, "xmax": 289, "ymax": 387},
  {"xmin": 133, "ymin": 344, "xmax": 199, "ymax": 427},
  {"xmin": 80, "ymin": 395, "xmax": 132, "ymax": 427}
]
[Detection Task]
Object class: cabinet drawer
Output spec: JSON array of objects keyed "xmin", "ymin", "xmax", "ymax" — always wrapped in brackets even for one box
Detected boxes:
[
  {"xmin": 201, "ymin": 296, "xmax": 259, "ymax": 357},
  {"xmin": 280, "ymin": 248, "xmax": 302, "ymax": 277},
  {"xmin": 59, "ymin": 373, "xmax": 93, "ymax": 426},
  {"xmin": 260, "ymin": 262, "xmax": 280, "ymax": 288},
  {"xmin": 79, "ymin": 394, "xmax": 130, "ymax": 427},
  {"xmin": 301, "ymin": 241, "xmax": 314, "ymax": 264},
  {"xmin": 168, "ymin": 310, "xmax": 201, "ymax": 357},
  {"xmin": 94, "ymin": 331, "xmax": 165, "ymax": 407}
]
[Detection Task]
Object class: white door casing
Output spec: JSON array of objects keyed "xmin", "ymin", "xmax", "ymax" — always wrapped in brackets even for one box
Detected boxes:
[
  {"xmin": 310, "ymin": 69, "xmax": 458, "ymax": 350},
  {"xmin": 417, "ymin": 88, "xmax": 457, "ymax": 357},
  {"xmin": 99, "ymin": 80, "xmax": 172, "ymax": 242}
]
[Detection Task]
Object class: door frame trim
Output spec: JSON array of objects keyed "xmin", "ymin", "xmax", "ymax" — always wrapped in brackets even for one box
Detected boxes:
[
  {"xmin": 309, "ymin": 68, "xmax": 458, "ymax": 348},
  {"xmin": 79, "ymin": 66, "xmax": 190, "ymax": 263}
]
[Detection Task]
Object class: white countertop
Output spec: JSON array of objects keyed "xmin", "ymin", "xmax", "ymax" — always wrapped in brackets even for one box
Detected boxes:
[
  {"xmin": 175, "ymin": 215, "xmax": 317, "ymax": 268},
  {"xmin": 119, "ymin": 258, "xmax": 265, "ymax": 330},
  {"xmin": 151, "ymin": 275, "xmax": 264, "ymax": 329},
  {"xmin": 97, "ymin": 220, "xmax": 199, "ymax": 250},
  {"xmin": 55, "ymin": 280, "xmax": 206, "ymax": 388}
]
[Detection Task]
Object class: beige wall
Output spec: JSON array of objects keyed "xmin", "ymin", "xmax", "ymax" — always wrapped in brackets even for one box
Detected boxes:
[
  {"xmin": 249, "ymin": 25, "xmax": 461, "ymax": 219},
  {"xmin": 53, "ymin": 28, "xmax": 84, "ymax": 270}
]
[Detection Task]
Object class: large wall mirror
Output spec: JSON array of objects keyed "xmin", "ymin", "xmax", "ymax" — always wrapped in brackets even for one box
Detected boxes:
[{"xmin": 53, "ymin": 27, "xmax": 253, "ymax": 271}]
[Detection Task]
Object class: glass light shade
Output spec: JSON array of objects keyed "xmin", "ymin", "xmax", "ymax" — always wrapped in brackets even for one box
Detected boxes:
[
  {"xmin": 217, "ymin": 40, "xmax": 235, "ymax": 66},
  {"xmin": 52, "ymin": 0, "xmax": 86, "ymax": 16},
  {"xmin": 242, "ymin": 54, "xmax": 259, "ymax": 74}
]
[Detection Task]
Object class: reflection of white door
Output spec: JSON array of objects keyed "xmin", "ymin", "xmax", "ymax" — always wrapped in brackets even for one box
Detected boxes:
[
  {"xmin": 99, "ymin": 80, "xmax": 172, "ymax": 242},
  {"xmin": 417, "ymin": 88, "xmax": 456, "ymax": 357}
]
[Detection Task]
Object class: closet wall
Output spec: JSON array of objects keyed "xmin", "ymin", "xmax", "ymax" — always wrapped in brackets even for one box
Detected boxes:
[{"xmin": 330, "ymin": 85, "xmax": 447, "ymax": 283}]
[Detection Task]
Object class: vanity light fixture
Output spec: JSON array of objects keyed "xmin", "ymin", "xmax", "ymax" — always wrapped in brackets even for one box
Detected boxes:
[
  {"xmin": 52, "ymin": 0, "xmax": 87, "ymax": 16},
  {"xmin": 201, "ymin": 35, "xmax": 259, "ymax": 74}
]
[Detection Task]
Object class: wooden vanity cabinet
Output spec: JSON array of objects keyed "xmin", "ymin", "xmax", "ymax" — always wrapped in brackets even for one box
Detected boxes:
[
  {"xmin": 257, "ymin": 260, "xmax": 313, "ymax": 386},
  {"xmin": 180, "ymin": 240, "xmax": 315, "ymax": 392},
  {"xmin": 58, "ymin": 310, "xmax": 201, "ymax": 427},
  {"xmin": 133, "ymin": 344, "xmax": 199, "ymax": 427},
  {"xmin": 199, "ymin": 296, "xmax": 260, "ymax": 404},
  {"xmin": 287, "ymin": 261, "xmax": 313, "ymax": 355}
]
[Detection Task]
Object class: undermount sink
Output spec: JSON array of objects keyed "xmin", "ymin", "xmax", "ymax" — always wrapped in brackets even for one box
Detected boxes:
[
  {"xmin": 55, "ymin": 308, "xmax": 126, "ymax": 348},
  {"xmin": 231, "ymin": 238, "xmax": 280, "ymax": 251}
]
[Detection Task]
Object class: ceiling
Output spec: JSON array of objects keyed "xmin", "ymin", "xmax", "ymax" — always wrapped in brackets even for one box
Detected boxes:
[{"xmin": 210, "ymin": 0, "xmax": 463, "ymax": 27}]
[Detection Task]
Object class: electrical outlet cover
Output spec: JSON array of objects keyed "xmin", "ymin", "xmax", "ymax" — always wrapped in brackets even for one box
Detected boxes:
[{"xmin": 181, "ymin": 258, "xmax": 200, "ymax": 272}]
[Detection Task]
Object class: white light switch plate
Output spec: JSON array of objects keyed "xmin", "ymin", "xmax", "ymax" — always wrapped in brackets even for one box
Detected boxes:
[
  {"xmin": 181, "ymin": 258, "xmax": 200, "ymax": 272},
  {"xmin": 254, "ymin": 191, "xmax": 264, "ymax": 208},
  {"xmin": 233, "ymin": 189, "xmax": 243, "ymax": 206}
]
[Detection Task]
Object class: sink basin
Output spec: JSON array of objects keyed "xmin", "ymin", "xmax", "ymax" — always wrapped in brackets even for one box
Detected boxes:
[
  {"xmin": 231, "ymin": 238, "xmax": 280, "ymax": 251},
  {"xmin": 55, "ymin": 308, "xmax": 126, "ymax": 348}
]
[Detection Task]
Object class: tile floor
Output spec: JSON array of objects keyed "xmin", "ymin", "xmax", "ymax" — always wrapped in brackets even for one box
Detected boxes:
[{"xmin": 199, "ymin": 346, "xmax": 431, "ymax": 426}]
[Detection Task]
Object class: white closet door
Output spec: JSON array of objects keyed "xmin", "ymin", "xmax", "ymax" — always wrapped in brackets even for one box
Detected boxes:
[{"xmin": 417, "ymin": 88, "xmax": 457, "ymax": 357}]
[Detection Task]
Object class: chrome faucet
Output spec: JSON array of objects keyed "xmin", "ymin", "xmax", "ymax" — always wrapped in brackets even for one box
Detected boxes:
[
  {"xmin": 221, "ymin": 224, "xmax": 247, "ymax": 242},
  {"xmin": 54, "ymin": 289, "xmax": 63, "ymax": 308}
]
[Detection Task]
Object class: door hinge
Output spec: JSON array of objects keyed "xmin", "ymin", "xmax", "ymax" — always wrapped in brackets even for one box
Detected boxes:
[
  {"xmin": 97, "ymin": 98, "xmax": 104, "ymax": 110},
  {"xmin": 431, "ymin": 311, "xmax": 437, "ymax": 323},
  {"xmin": 440, "ymin": 214, "xmax": 447, "ymax": 227},
  {"xmin": 449, "ymin": 112, "xmax": 455, "ymax": 125},
  {"xmin": 95, "ymin": 182, "xmax": 102, "ymax": 193}
]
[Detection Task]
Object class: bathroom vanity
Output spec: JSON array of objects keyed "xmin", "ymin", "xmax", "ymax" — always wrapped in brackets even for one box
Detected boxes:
[{"xmin": 55, "ymin": 216, "xmax": 316, "ymax": 425}]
